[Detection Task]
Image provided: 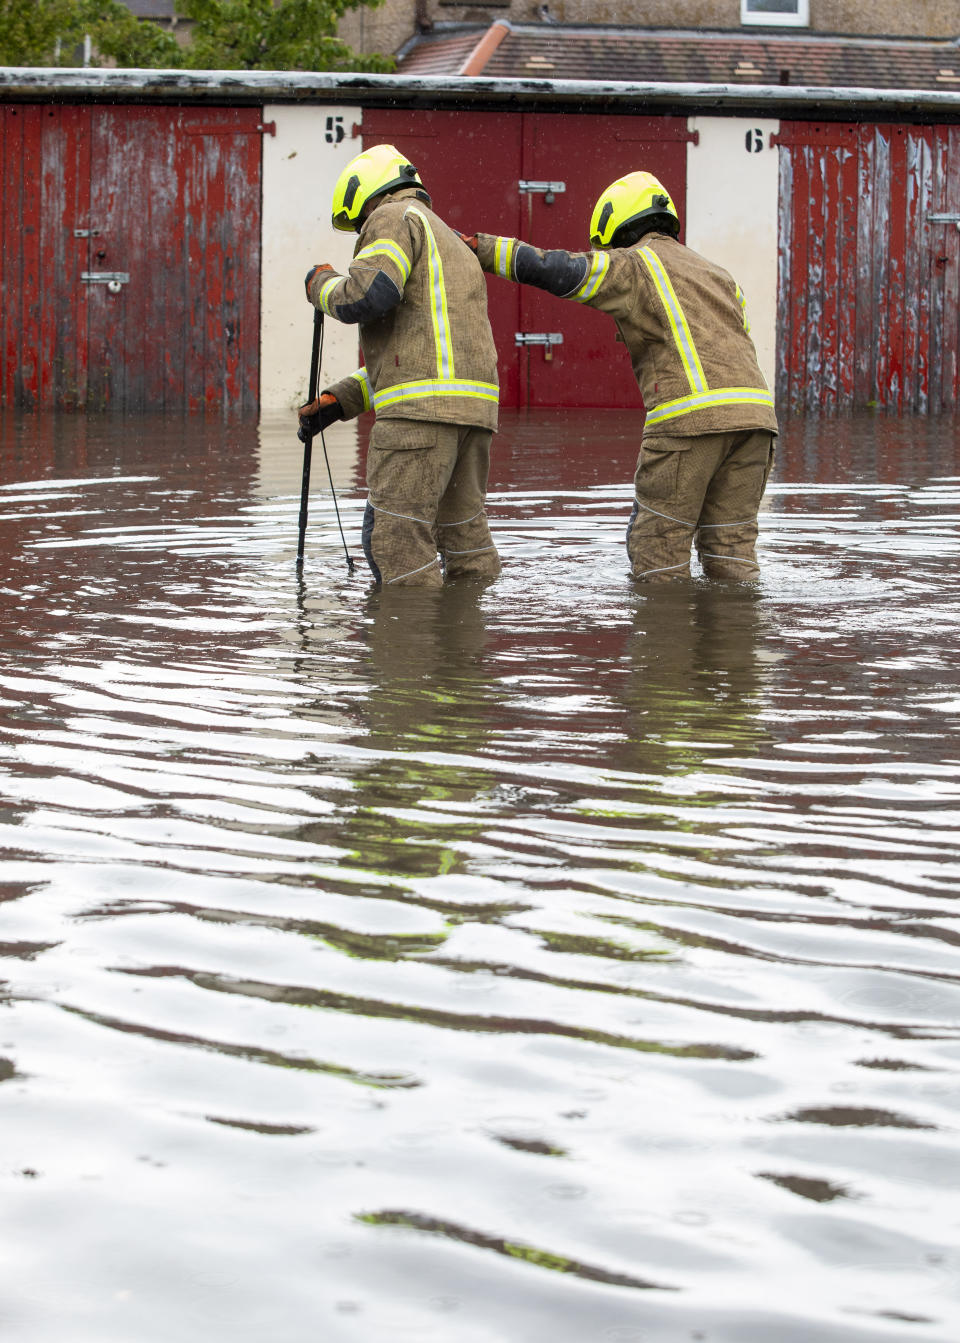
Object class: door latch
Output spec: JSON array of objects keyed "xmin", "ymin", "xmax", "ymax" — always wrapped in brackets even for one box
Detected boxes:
[
  {"xmin": 519, "ymin": 180, "xmax": 566, "ymax": 205},
  {"xmin": 516, "ymin": 331, "xmax": 564, "ymax": 361},
  {"xmin": 928, "ymin": 212, "xmax": 960, "ymax": 232},
  {"xmin": 81, "ymin": 271, "xmax": 130, "ymax": 295}
]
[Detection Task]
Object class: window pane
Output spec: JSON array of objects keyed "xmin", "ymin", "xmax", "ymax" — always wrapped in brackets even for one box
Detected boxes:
[{"xmin": 742, "ymin": 0, "xmax": 808, "ymax": 23}]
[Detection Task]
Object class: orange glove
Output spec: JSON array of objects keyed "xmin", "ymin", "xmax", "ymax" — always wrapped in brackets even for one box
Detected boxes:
[
  {"xmin": 453, "ymin": 231, "xmax": 479, "ymax": 252},
  {"xmin": 298, "ymin": 393, "xmax": 341, "ymax": 441},
  {"xmin": 305, "ymin": 263, "xmax": 335, "ymax": 299}
]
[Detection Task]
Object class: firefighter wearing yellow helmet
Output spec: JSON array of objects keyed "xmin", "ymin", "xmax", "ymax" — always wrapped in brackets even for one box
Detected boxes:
[
  {"xmin": 588, "ymin": 170, "xmax": 680, "ymax": 247},
  {"xmin": 329, "ymin": 143, "xmax": 423, "ymax": 233},
  {"xmin": 460, "ymin": 169, "xmax": 777, "ymax": 581},
  {"xmin": 299, "ymin": 144, "xmax": 500, "ymax": 587}
]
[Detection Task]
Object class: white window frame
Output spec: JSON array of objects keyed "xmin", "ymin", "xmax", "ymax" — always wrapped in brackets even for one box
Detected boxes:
[{"xmin": 741, "ymin": 0, "xmax": 810, "ymax": 26}]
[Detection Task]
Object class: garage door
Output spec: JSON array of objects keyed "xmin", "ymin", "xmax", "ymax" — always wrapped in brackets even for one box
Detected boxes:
[
  {"xmin": 1, "ymin": 104, "xmax": 263, "ymax": 414},
  {"xmin": 358, "ymin": 109, "xmax": 692, "ymax": 409}
]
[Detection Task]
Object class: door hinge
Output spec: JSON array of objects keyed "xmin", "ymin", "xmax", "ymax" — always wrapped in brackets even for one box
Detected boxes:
[
  {"xmin": 928, "ymin": 212, "xmax": 960, "ymax": 231},
  {"xmin": 73, "ymin": 228, "xmax": 101, "ymax": 238},
  {"xmin": 184, "ymin": 122, "xmax": 276, "ymax": 136}
]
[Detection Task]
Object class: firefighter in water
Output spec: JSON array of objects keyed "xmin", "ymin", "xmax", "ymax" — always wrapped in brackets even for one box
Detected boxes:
[
  {"xmin": 461, "ymin": 172, "xmax": 778, "ymax": 581},
  {"xmin": 300, "ymin": 144, "xmax": 501, "ymax": 587}
]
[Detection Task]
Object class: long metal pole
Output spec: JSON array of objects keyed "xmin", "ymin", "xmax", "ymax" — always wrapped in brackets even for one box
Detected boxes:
[{"xmin": 296, "ymin": 309, "xmax": 323, "ymax": 568}]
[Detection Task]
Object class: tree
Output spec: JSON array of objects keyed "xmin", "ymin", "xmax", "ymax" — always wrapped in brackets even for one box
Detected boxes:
[
  {"xmin": 0, "ymin": 0, "xmax": 180, "ymax": 66},
  {"xmin": 0, "ymin": 0, "xmax": 394, "ymax": 71},
  {"xmin": 178, "ymin": 0, "xmax": 393, "ymax": 72},
  {"xmin": 0, "ymin": 0, "xmax": 68, "ymax": 65},
  {"xmin": 85, "ymin": 1, "xmax": 185, "ymax": 66}
]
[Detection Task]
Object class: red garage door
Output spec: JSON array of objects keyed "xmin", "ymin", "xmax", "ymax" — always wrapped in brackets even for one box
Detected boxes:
[
  {"xmin": 359, "ymin": 109, "xmax": 691, "ymax": 409},
  {"xmin": 1, "ymin": 104, "xmax": 263, "ymax": 414},
  {"xmin": 774, "ymin": 121, "xmax": 960, "ymax": 413},
  {"xmin": 517, "ymin": 114, "xmax": 692, "ymax": 410}
]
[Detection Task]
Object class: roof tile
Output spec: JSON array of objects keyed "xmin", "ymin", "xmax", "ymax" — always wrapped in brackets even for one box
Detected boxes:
[
  {"xmin": 397, "ymin": 31, "xmax": 484, "ymax": 76},
  {"xmin": 398, "ymin": 23, "xmax": 960, "ymax": 91}
]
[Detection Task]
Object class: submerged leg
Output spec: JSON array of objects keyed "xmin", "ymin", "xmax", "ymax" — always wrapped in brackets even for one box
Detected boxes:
[
  {"xmin": 627, "ymin": 444, "xmax": 699, "ymax": 581},
  {"xmin": 436, "ymin": 425, "xmax": 500, "ymax": 582},
  {"xmin": 364, "ymin": 420, "xmax": 451, "ymax": 588},
  {"xmin": 695, "ymin": 430, "xmax": 775, "ymax": 580}
]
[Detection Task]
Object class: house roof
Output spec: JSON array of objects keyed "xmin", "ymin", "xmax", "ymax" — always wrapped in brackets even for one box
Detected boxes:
[
  {"xmin": 397, "ymin": 22, "xmax": 960, "ymax": 91},
  {"xmin": 391, "ymin": 29, "xmax": 483, "ymax": 76}
]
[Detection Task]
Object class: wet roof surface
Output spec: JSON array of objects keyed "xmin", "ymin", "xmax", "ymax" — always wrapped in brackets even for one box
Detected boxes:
[{"xmin": 398, "ymin": 22, "xmax": 960, "ymax": 90}]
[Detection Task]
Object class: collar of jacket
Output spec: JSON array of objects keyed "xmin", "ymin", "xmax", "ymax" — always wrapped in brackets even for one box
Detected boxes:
[
  {"xmin": 625, "ymin": 230, "xmax": 679, "ymax": 251},
  {"xmin": 366, "ymin": 185, "xmax": 433, "ymax": 220}
]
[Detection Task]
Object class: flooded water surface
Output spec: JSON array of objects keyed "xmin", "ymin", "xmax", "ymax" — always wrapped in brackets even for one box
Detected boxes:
[{"xmin": 1, "ymin": 411, "xmax": 959, "ymax": 1342}]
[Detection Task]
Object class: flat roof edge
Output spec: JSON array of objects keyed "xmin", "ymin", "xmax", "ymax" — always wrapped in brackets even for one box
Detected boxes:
[{"xmin": 2, "ymin": 67, "xmax": 960, "ymax": 118}]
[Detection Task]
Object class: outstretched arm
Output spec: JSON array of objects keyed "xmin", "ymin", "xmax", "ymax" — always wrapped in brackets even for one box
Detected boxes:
[{"xmin": 473, "ymin": 233, "xmax": 611, "ymax": 304}]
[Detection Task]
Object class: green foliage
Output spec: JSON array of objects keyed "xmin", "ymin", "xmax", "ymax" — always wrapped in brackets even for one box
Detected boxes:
[
  {"xmin": 81, "ymin": 0, "xmax": 182, "ymax": 65},
  {"xmin": 0, "ymin": 0, "xmax": 180, "ymax": 66},
  {"xmin": 0, "ymin": 0, "xmax": 394, "ymax": 71},
  {"xmin": 0, "ymin": 0, "xmax": 73, "ymax": 64},
  {"xmin": 178, "ymin": 0, "xmax": 393, "ymax": 72}
]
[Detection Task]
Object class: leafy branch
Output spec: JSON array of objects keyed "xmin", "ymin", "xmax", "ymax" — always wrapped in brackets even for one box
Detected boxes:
[{"xmin": 0, "ymin": 0, "xmax": 393, "ymax": 71}]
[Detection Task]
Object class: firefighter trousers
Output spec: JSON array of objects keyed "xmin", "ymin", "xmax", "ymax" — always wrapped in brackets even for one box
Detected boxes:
[
  {"xmin": 362, "ymin": 419, "xmax": 500, "ymax": 587},
  {"xmin": 626, "ymin": 429, "xmax": 775, "ymax": 581}
]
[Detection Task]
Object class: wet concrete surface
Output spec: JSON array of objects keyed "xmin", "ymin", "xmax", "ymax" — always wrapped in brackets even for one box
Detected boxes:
[{"xmin": 1, "ymin": 408, "xmax": 959, "ymax": 1342}]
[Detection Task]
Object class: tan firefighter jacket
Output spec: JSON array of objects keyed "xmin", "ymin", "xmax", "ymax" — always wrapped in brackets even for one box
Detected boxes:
[
  {"xmin": 475, "ymin": 229, "xmax": 777, "ymax": 441},
  {"xmin": 309, "ymin": 188, "xmax": 499, "ymax": 431}
]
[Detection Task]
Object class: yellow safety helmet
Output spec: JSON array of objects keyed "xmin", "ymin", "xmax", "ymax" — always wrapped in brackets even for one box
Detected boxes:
[
  {"xmin": 589, "ymin": 171, "xmax": 680, "ymax": 247},
  {"xmin": 330, "ymin": 143, "xmax": 423, "ymax": 232}
]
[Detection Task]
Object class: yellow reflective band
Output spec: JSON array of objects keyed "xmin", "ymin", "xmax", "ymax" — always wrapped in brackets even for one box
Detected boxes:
[
  {"xmin": 318, "ymin": 275, "xmax": 344, "ymax": 316},
  {"xmin": 572, "ymin": 250, "xmax": 610, "ymax": 302},
  {"xmin": 494, "ymin": 236, "xmax": 516, "ymax": 280},
  {"xmin": 355, "ymin": 239, "xmax": 412, "ymax": 285},
  {"xmin": 644, "ymin": 387, "xmax": 775, "ymax": 426},
  {"xmin": 639, "ymin": 247, "xmax": 707, "ymax": 395},
  {"xmin": 372, "ymin": 378, "xmax": 498, "ymax": 412},
  {"xmin": 406, "ymin": 207, "xmax": 454, "ymax": 380},
  {"xmin": 350, "ymin": 367, "xmax": 372, "ymax": 411},
  {"xmin": 735, "ymin": 283, "xmax": 752, "ymax": 333}
]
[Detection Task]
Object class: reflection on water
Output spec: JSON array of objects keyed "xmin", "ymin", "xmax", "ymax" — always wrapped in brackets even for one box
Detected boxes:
[{"xmin": 1, "ymin": 410, "xmax": 959, "ymax": 1343}]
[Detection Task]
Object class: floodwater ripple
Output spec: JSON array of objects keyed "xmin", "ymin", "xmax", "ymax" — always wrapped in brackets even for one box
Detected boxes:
[{"xmin": 0, "ymin": 411, "xmax": 959, "ymax": 1343}]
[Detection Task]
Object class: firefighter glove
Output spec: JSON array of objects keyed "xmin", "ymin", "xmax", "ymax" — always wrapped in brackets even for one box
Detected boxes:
[
  {"xmin": 298, "ymin": 393, "xmax": 341, "ymax": 442},
  {"xmin": 453, "ymin": 231, "xmax": 479, "ymax": 253},
  {"xmin": 305, "ymin": 263, "xmax": 335, "ymax": 299}
]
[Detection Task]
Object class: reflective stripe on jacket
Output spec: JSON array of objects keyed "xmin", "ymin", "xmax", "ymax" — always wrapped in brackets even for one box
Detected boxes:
[
  {"xmin": 476, "ymin": 229, "xmax": 777, "ymax": 439},
  {"xmin": 310, "ymin": 188, "xmax": 499, "ymax": 430}
]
